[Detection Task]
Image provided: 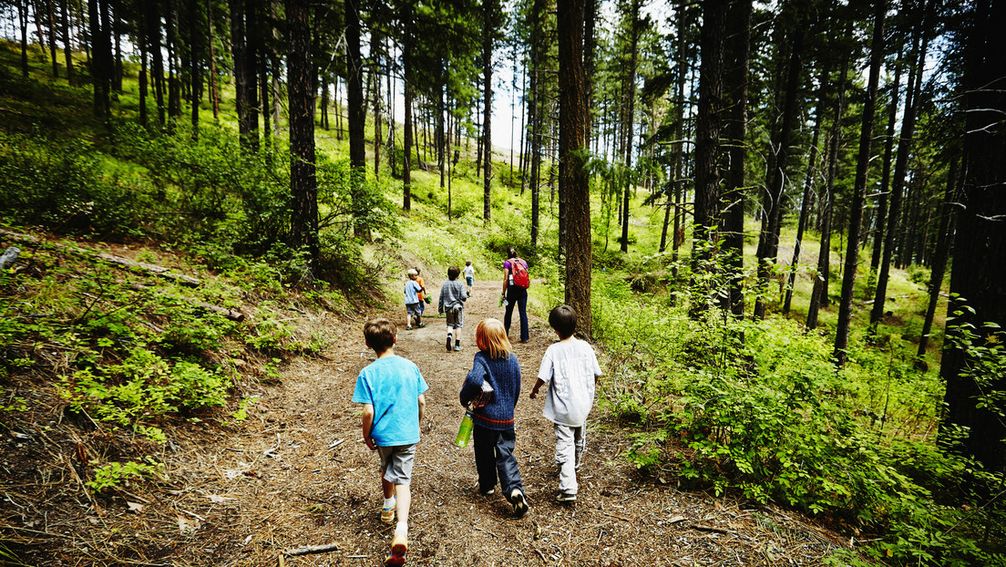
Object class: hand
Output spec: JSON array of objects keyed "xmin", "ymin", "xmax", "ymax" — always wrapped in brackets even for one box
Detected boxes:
[
  {"xmin": 364, "ymin": 435, "xmax": 376, "ymax": 450},
  {"xmin": 529, "ymin": 388, "xmax": 538, "ymax": 400}
]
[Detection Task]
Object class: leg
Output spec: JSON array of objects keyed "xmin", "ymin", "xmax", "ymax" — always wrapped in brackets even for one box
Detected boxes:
[
  {"xmin": 494, "ymin": 428, "xmax": 524, "ymax": 496},
  {"xmin": 395, "ymin": 483, "xmax": 411, "ymax": 532},
  {"xmin": 574, "ymin": 425, "xmax": 586, "ymax": 469},
  {"xmin": 517, "ymin": 287, "xmax": 529, "ymax": 342},
  {"xmin": 472, "ymin": 425, "xmax": 498, "ymax": 494},
  {"xmin": 554, "ymin": 424, "xmax": 578, "ymax": 496},
  {"xmin": 503, "ymin": 289, "xmax": 517, "ymax": 336},
  {"xmin": 446, "ymin": 325, "xmax": 453, "ymax": 352}
]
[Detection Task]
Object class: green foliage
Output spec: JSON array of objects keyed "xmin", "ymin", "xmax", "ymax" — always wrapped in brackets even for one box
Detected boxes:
[
  {"xmin": 591, "ymin": 265, "xmax": 1005, "ymax": 565},
  {"xmin": 86, "ymin": 459, "xmax": 163, "ymax": 493},
  {"xmin": 0, "ymin": 131, "xmax": 145, "ymax": 238}
]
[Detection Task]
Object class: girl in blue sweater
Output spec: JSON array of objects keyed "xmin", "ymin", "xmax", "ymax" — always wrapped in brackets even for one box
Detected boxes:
[{"xmin": 459, "ymin": 318, "xmax": 530, "ymax": 518}]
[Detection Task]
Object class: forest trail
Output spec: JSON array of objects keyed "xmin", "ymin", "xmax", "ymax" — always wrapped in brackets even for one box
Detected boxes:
[{"xmin": 75, "ymin": 279, "xmax": 845, "ymax": 566}]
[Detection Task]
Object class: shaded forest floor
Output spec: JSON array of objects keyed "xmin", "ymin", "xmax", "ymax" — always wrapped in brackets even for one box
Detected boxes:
[{"xmin": 4, "ymin": 272, "xmax": 854, "ymax": 565}]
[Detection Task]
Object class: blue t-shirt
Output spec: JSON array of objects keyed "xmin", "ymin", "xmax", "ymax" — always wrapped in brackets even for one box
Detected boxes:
[
  {"xmin": 352, "ymin": 355, "xmax": 429, "ymax": 447},
  {"xmin": 404, "ymin": 280, "xmax": 422, "ymax": 305}
]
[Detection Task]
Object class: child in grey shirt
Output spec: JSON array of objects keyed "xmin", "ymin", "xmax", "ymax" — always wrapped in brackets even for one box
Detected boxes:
[{"xmin": 438, "ymin": 266, "xmax": 469, "ymax": 352}]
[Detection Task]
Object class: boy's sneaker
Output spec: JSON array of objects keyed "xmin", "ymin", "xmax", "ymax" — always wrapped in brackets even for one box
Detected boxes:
[
  {"xmin": 510, "ymin": 489, "xmax": 530, "ymax": 519},
  {"xmin": 453, "ymin": 344, "xmax": 462, "ymax": 351},
  {"xmin": 555, "ymin": 491, "xmax": 577, "ymax": 503},
  {"xmin": 380, "ymin": 503, "xmax": 396, "ymax": 525},
  {"xmin": 385, "ymin": 533, "xmax": 408, "ymax": 566},
  {"xmin": 478, "ymin": 487, "xmax": 496, "ymax": 496},
  {"xmin": 405, "ymin": 325, "xmax": 413, "ymax": 331},
  {"xmin": 446, "ymin": 336, "xmax": 453, "ymax": 352}
]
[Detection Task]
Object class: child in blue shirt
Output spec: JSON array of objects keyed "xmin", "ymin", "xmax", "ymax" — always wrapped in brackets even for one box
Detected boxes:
[
  {"xmin": 459, "ymin": 318, "xmax": 530, "ymax": 519},
  {"xmin": 404, "ymin": 269, "xmax": 424, "ymax": 330},
  {"xmin": 352, "ymin": 318, "xmax": 428, "ymax": 566}
]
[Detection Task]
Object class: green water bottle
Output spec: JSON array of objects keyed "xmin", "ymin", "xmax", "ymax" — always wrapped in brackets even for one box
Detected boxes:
[{"xmin": 454, "ymin": 411, "xmax": 474, "ymax": 448}]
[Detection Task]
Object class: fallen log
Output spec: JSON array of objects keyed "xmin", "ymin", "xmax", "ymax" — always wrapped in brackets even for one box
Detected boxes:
[
  {"xmin": 0, "ymin": 228, "xmax": 201, "ymax": 287},
  {"xmin": 0, "ymin": 246, "xmax": 20, "ymax": 270},
  {"xmin": 283, "ymin": 543, "xmax": 340, "ymax": 557}
]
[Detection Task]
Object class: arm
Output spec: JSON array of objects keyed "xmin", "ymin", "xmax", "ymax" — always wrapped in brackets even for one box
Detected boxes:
[
  {"xmin": 361, "ymin": 403, "xmax": 376, "ymax": 450},
  {"xmin": 459, "ymin": 363, "xmax": 485, "ymax": 407},
  {"xmin": 438, "ymin": 285, "xmax": 446, "ymax": 313},
  {"xmin": 529, "ymin": 378, "xmax": 546, "ymax": 399},
  {"xmin": 418, "ymin": 393, "xmax": 426, "ymax": 423}
]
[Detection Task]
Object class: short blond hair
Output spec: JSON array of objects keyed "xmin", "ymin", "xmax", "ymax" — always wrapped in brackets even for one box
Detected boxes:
[{"xmin": 475, "ymin": 318, "xmax": 512, "ymax": 359}]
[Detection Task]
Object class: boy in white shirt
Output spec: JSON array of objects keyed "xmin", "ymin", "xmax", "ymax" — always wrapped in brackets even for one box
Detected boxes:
[
  {"xmin": 463, "ymin": 261, "xmax": 475, "ymax": 293},
  {"xmin": 529, "ymin": 305, "xmax": 602, "ymax": 502}
]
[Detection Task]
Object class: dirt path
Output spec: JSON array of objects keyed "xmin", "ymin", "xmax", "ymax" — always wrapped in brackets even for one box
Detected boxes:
[{"xmin": 125, "ymin": 279, "xmax": 845, "ymax": 566}]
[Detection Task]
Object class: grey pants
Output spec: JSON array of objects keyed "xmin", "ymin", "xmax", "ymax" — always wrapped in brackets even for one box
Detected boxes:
[{"xmin": 554, "ymin": 423, "xmax": 586, "ymax": 495}]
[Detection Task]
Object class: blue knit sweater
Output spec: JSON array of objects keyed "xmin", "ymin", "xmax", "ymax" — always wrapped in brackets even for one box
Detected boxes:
[{"xmin": 459, "ymin": 351, "xmax": 521, "ymax": 430}]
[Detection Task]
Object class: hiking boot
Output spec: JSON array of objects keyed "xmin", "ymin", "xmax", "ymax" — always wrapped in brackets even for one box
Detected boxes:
[
  {"xmin": 555, "ymin": 491, "xmax": 577, "ymax": 503},
  {"xmin": 453, "ymin": 344, "xmax": 462, "ymax": 351},
  {"xmin": 510, "ymin": 489, "xmax": 530, "ymax": 519},
  {"xmin": 385, "ymin": 534, "xmax": 408, "ymax": 566}
]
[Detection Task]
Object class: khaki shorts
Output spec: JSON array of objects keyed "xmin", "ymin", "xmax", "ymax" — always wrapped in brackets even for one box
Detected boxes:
[
  {"xmin": 378, "ymin": 444, "xmax": 416, "ymax": 485},
  {"xmin": 445, "ymin": 305, "xmax": 464, "ymax": 328}
]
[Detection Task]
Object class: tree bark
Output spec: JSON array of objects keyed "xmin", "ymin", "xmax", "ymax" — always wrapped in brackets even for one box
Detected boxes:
[
  {"xmin": 721, "ymin": 0, "xmax": 751, "ymax": 317},
  {"xmin": 189, "ymin": 0, "xmax": 202, "ymax": 138},
  {"xmin": 753, "ymin": 6, "xmax": 805, "ymax": 320},
  {"xmin": 940, "ymin": 0, "xmax": 1006, "ymax": 471},
  {"xmin": 207, "ymin": 0, "xmax": 219, "ymax": 120},
  {"xmin": 618, "ymin": 0, "xmax": 640, "ymax": 254},
  {"xmin": 783, "ymin": 66, "xmax": 828, "ymax": 315},
  {"xmin": 807, "ymin": 42, "xmax": 851, "ymax": 330},
  {"xmin": 558, "ymin": 0, "xmax": 591, "ymax": 337},
  {"xmin": 870, "ymin": 13, "xmax": 929, "ymax": 328},
  {"xmin": 402, "ymin": 47, "xmax": 413, "ymax": 210},
  {"xmin": 868, "ymin": 52, "xmax": 903, "ymax": 277},
  {"xmin": 918, "ymin": 152, "xmax": 958, "ymax": 359},
  {"xmin": 834, "ymin": 0, "xmax": 886, "ymax": 365},
  {"xmin": 691, "ymin": 0, "xmax": 726, "ymax": 276},
  {"xmin": 60, "ymin": 0, "xmax": 73, "ymax": 81},
  {"xmin": 18, "ymin": 0, "xmax": 29, "ymax": 78},
  {"xmin": 286, "ymin": 0, "xmax": 318, "ymax": 269},
  {"xmin": 345, "ymin": 0, "xmax": 366, "ymax": 237},
  {"xmin": 482, "ymin": 0, "xmax": 495, "ymax": 222}
]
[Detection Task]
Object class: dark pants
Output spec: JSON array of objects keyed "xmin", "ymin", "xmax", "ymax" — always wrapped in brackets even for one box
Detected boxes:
[
  {"xmin": 504, "ymin": 286, "xmax": 529, "ymax": 342},
  {"xmin": 473, "ymin": 425, "xmax": 524, "ymax": 496}
]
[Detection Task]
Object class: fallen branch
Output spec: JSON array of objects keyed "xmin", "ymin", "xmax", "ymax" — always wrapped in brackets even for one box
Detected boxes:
[
  {"xmin": 284, "ymin": 543, "xmax": 340, "ymax": 557},
  {"xmin": 691, "ymin": 524, "xmax": 732, "ymax": 535},
  {"xmin": 0, "ymin": 228, "xmax": 201, "ymax": 286},
  {"xmin": 0, "ymin": 246, "xmax": 19, "ymax": 270}
]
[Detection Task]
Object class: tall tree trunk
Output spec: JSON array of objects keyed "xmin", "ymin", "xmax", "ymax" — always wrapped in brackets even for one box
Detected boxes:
[
  {"xmin": 18, "ymin": 0, "xmax": 29, "ymax": 78},
  {"xmin": 870, "ymin": 14, "xmax": 929, "ymax": 328},
  {"xmin": 148, "ymin": 0, "xmax": 165, "ymax": 125},
  {"xmin": 807, "ymin": 45, "xmax": 851, "ymax": 329},
  {"xmin": 665, "ymin": 1, "xmax": 688, "ymax": 261},
  {"xmin": 189, "ymin": 0, "xmax": 202, "ymax": 138},
  {"xmin": 111, "ymin": 0, "xmax": 120, "ymax": 90},
  {"xmin": 940, "ymin": 0, "xmax": 1006, "ymax": 471},
  {"xmin": 372, "ymin": 30, "xmax": 382, "ymax": 179},
  {"xmin": 918, "ymin": 152, "xmax": 959, "ymax": 359},
  {"xmin": 558, "ymin": 0, "xmax": 591, "ymax": 337},
  {"xmin": 783, "ymin": 66, "xmax": 828, "ymax": 315},
  {"xmin": 754, "ymin": 7, "xmax": 805, "ymax": 320},
  {"xmin": 691, "ymin": 0, "xmax": 726, "ymax": 278},
  {"xmin": 345, "ymin": 0, "xmax": 366, "ymax": 237},
  {"xmin": 47, "ymin": 0, "xmax": 58, "ymax": 76},
  {"xmin": 165, "ymin": 0, "xmax": 180, "ymax": 118},
  {"xmin": 528, "ymin": 0, "xmax": 544, "ymax": 247},
  {"xmin": 618, "ymin": 0, "xmax": 640, "ymax": 253},
  {"xmin": 139, "ymin": 24, "xmax": 148, "ymax": 127},
  {"xmin": 869, "ymin": 51, "xmax": 903, "ymax": 277},
  {"xmin": 834, "ymin": 0, "xmax": 886, "ymax": 366},
  {"xmin": 482, "ymin": 0, "xmax": 495, "ymax": 222},
  {"xmin": 207, "ymin": 0, "xmax": 219, "ymax": 120},
  {"xmin": 403, "ymin": 49, "xmax": 413, "ymax": 210},
  {"xmin": 286, "ymin": 0, "xmax": 318, "ymax": 269},
  {"xmin": 721, "ymin": 0, "xmax": 752, "ymax": 316},
  {"xmin": 60, "ymin": 0, "xmax": 73, "ymax": 82}
]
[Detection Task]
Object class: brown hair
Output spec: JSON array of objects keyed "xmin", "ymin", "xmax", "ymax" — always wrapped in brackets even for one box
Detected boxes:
[
  {"xmin": 363, "ymin": 318, "xmax": 397, "ymax": 353},
  {"xmin": 548, "ymin": 304, "xmax": 577, "ymax": 339},
  {"xmin": 475, "ymin": 318, "xmax": 512, "ymax": 359}
]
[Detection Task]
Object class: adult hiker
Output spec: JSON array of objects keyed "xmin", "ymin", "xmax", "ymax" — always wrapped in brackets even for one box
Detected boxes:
[{"xmin": 501, "ymin": 247, "xmax": 530, "ymax": 343}]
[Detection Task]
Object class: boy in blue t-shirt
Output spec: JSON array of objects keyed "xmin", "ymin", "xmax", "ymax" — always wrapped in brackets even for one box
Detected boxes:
[{"xmin": 352, "ymin": 318, "xmax": 428, "ymax": 566}]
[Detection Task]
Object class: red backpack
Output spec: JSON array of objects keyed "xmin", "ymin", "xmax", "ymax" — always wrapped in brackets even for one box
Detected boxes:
[{"xmin": 510, "ymin": 258, "xmax": 530, "ymax": 289}]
